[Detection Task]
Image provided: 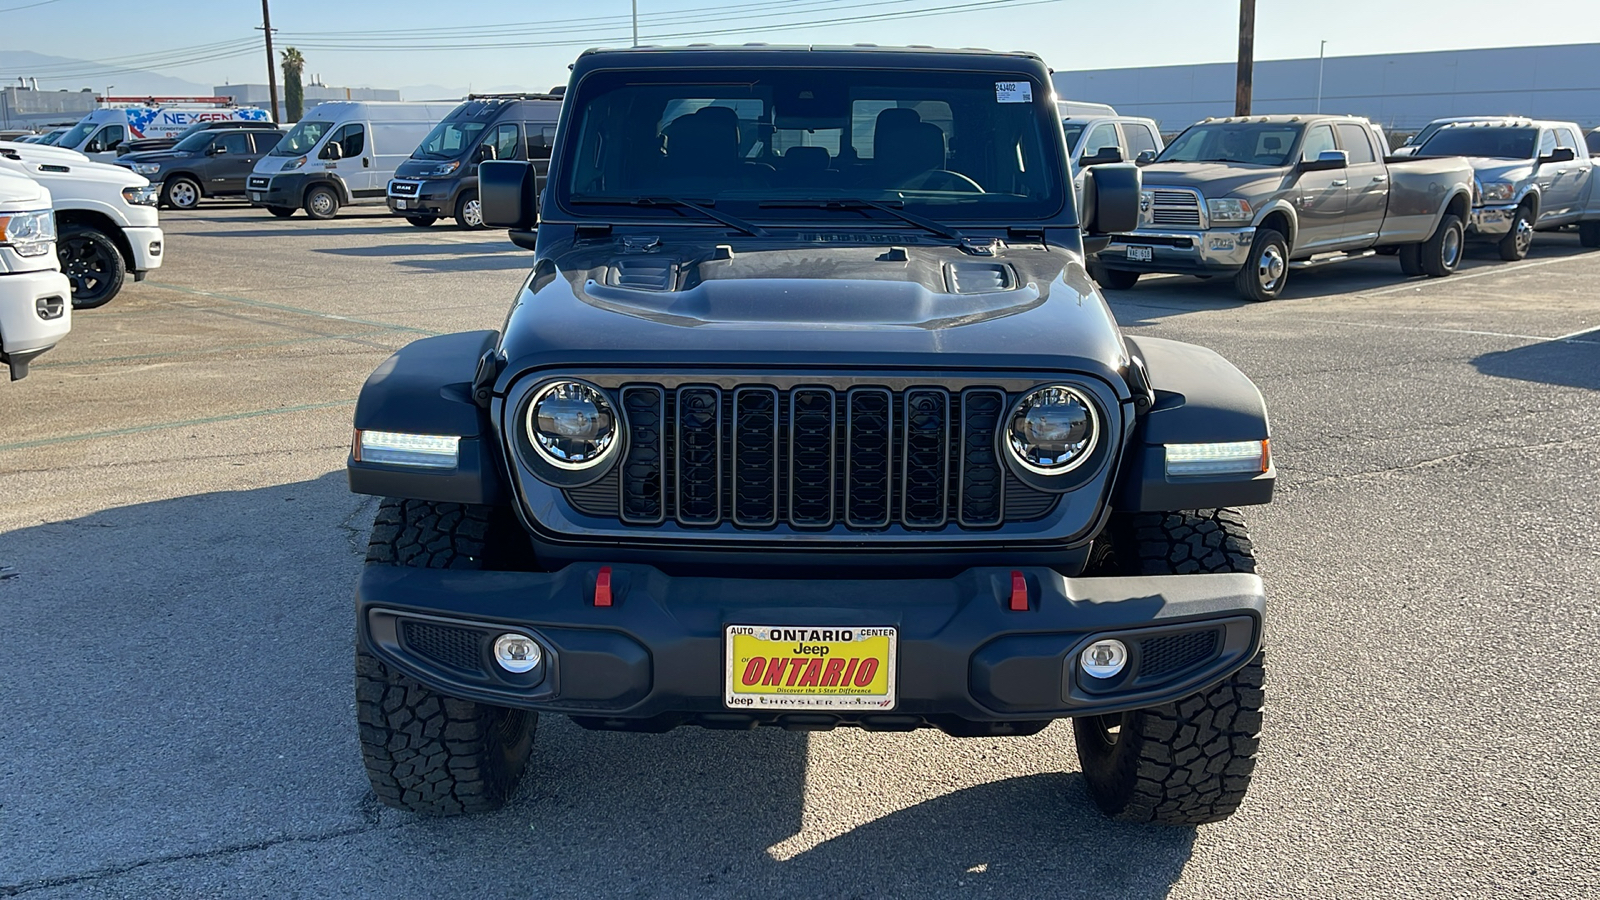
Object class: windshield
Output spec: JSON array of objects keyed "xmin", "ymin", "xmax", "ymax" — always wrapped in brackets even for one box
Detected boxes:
[
  {"xmin": 58, "ymin": 120, "xmax": 97, "ymax": 149},
  {"xmin": 559, "ymin": 67, "xmax": 1064, "ymax": 223},
  {"xmin": 1417, "ymin": 126, "xmax": 1536, "ymax": 160},
  {"xmin": 272, "ymin": 120, "xmax": 331, "ymax": 156},
  {"xmin": 1158, "ymin": 123, "xmax": 1302, "ymax": 166},
  {"xmin": 39, "ymin": 130, "xmax": 66, "ymax": 145},
  {"xmin": 173, "ymin": 130, "xmax": 217, "ymax": 152},
  {"xmin": 412, "ymin": 119, "xmax": 488, "ymax": 160}
]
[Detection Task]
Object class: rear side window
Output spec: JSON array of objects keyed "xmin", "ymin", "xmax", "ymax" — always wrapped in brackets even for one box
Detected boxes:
[
  {"xmin": 249, "ymin": 131, "xmax": 282, "ymax": 153},
  {"xmin": 1123, "ymin": 123, "xmax": 1158, "ymax": 158},
  {"xmin": 1335, "ymin": 124, "xmax": 1376, "ymax": 164},
  {"xmin": 1554, "ymin": 128, "xmax": 1581, "ymax": 153},
  {"xmin": 526, "ymin": 124, "xmax": 557, "ymax": 160},
  {"xmin": 1301, "ymin": 124, "xmax": 1337, "ymax": 162}
]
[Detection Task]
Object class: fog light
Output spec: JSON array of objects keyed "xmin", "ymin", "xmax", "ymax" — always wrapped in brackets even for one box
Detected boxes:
[
  {"xmin": 1080, "ymin": 639, "xmax": 1128, "ymax": 679},
  {"xmin": 493, "ymin": 633, "xmax": 542, "ymax": 673}
]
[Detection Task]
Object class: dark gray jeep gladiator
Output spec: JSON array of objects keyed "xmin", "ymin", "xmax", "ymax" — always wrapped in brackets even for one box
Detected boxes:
[{"xmin": 346, "ymin": 46, "xmax": 1274, "ymax": 826}]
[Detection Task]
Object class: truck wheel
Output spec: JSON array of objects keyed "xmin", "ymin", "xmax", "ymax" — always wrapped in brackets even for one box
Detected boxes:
[
  {"xmin": 1074, "ymin": 509, "xmax": 1265, "ymax": 825},
  {"xmin": 1396, "ymin": 244, "xmax": 1425, "ymax": 277},
  {"xmin": 1497, "ymin": 204, "xmax": 1534, "ymax": 261},
  {"xmin": 1095, "ymin": 267, "xmax": 1140, "ymax": 291},
  {"xmin": 57, "ymin": 225, "xmax": 127, "ymax": 310},
  {"xmin": 1579, "ymin": 221, "xmax": 1600, "ymax": 249},
  {"xmin": 1234, "ymin": 228, "xmax": 1289, "ymax": 302},
  {"xmin": 1419, "ymin": 214, "xmax": 1465, "ymax": 277},
  {"xmin": 304, "ymin": 185, "xmax": 340, "ymax": 220},
  {"xmin": 356, "ymin": 499, "xmax": 536, "ymax": 816},
  {"xmin": 266, "ymin": 206, "xmax": 296, "ymax": 219},
  {"xmin": 455, "ymin": 191, "xmax": 484, "ymax": 230},
  {"xmin": 161, "ymin": 176, "xmax": 202, "ymax": 210},
  {"xmin": 406, "ymin": 215, "xmax": 438, "ymax": 228}
]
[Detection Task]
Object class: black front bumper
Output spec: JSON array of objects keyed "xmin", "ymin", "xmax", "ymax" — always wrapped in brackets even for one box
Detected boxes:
[
  {"xmin": 358, "ymin": 563, "xmax": 1264, "ymax": 733},
  {"xmin": 385, "ymin": 178, "xmax": 462, "ymax": 217},
  {"xmin": 247, "ymin": 173, "xmax": 309, "ymax": 208}
]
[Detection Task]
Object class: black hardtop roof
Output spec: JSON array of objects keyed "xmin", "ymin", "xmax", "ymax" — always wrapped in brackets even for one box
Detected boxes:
[{"xmin": 573, "ymin": 44, "xmax": 1048, "ymax": 73}]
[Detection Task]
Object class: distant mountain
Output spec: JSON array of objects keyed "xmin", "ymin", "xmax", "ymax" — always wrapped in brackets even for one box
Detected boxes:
[{"xmin": 0, "ymin": 51, "xmax": 212, "ymax": 97}]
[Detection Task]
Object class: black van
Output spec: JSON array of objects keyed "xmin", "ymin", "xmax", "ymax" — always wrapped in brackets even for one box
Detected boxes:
[{"xmin": 386, "ymin": 94, "xmax": 561, "ymax": 229}]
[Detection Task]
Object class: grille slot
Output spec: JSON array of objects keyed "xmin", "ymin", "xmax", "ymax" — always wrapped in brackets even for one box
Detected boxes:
[
  {"xmin": 958, "ymin": 388, "xmax": 1007, "ymax": 527},
  {"xmin": 901, "ymin": 388, "xmax": 950, "ymax": 527},
  {"xmin": 619, "ymin": 387, "xmax": 665, "ymax": 523},
  {"xmin": 402, "ymin": 621, "xmax": 488, "ymax": 674},
  {"xmin": 845, "ymin": 388, "xmax": 894, "ymax": 528},
  {"xmin": 675, "ymin": 386, "xmax": 722, "ymax": 526},
  {"xmin": 732, "ymin": 387, "xmax": 780, "ymax": 527},
  {"xmin": 1138, "ymin": 629, "xmax": 1221, "ymax": 679},
  {"xmin": 789, "ymin": 388, "xmax": 837, "ymax": 527}
]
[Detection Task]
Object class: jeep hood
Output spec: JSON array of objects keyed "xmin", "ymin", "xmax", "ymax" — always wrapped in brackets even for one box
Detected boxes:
[
  {"xmin": 1135, "ymin": 161, "xmax": 1287, "ymax": 199},
  {"xmin": 496, "ymin": 238, "xmax": 1130, "ymax": 386}
]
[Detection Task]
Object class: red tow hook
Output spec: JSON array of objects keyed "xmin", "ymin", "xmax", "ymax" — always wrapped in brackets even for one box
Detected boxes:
[
  {"xmin": 594, "ymin": 566, "xmax": 614, "ymax": 607},
  {"xmin": 1009, "ymin": 570, "xmax": 1029, "ymax": 611}
]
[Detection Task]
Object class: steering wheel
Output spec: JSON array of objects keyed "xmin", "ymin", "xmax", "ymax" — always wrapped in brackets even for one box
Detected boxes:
[{"xmin": 894, "ymin": 169, "xmax": 985, "ymax": 193}]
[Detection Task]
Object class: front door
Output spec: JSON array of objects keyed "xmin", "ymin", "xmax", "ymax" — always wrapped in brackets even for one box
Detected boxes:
[
  {"xmin": 205, "ymin": 131, "xmax": 258, "ymax": 194},
  {"xmin": 1337, "ymin": 123, "xmax": 1388, "ymax": 246},
  {"xmin": 84, "ymin": 124, "xmax": 125, "ymax": 161},
  {"xmin": 1290, "ymin": 124, "xmax": 1349, "ymax": 253},
  {"xmin": 320, "ymin": 123, "xmax": 371, "ymax": 194},
  {"xmin": 1540, "ymin": 127, "xmax": 1589, "ymax": 223}
]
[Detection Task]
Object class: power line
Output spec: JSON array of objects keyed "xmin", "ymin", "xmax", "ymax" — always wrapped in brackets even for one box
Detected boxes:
[
  {"xmin": 3, "ymin": 38, "xmax": 260, "ymax": 73},
  {"xmin": 0, "ymin": 0, "xmax": 66, "ymax": 12}
]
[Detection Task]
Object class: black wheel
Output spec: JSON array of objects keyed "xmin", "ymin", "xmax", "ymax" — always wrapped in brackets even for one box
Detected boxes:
[
  {"xmin": 356, "ymin": 499, "xmax": 536, "ymax": 816},
  {"xmin": 266, "ymin": 206, "xmax": 296, "ymax": 219},
  {"xmin": 455, "ymin": 190, "xmax": 484, "ymax": 230},
  {"xmin": 1420, "ymin": 214, "xmax": 1465, "ymax": 277},
  {"xmin": 406, "ymin": 215, "xmax": 438, "ymax": 227},
  {"xmin": 1234, "ymin": 228, "xmax": 1289, "ymax": 301},
  {"xmin": 1397, "ymin": 243, "xmax": 1425, "ymax": 277},
  {"xmin": 57, "ymin": 225, "xmax": 127, "ymax": 310},
  {"xmin": 1096, "ymin": 267, "xmax": 1141, "ymax": 291},
  {"xmin": 1497, "ymin": 204, "xmax": 1534, "ymax": 261},
  {"xmin": 304, "ymin": 185, "xmax": 340, "ymax": 220},
  {"xmin": 1579, "ymin": 221, "xmax": 1600, "ymax": 249},
  {"xmin": 1074, "ymin": 509, "xmax": 1265, "ymax": 825},
  {"xmin": 161, "ymin": 175, "xmax": 202, "ymax": 210}
]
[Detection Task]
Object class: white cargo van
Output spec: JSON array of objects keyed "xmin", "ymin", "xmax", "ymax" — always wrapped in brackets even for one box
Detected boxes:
[
  {"xmin": 246, "ymin": 101, "xmax": 458, "ymax": 219},
  {"xmin": 0, "ymin": 168, "xmax": 72, "ymax": 380},
  {"xmin": 55, "ymin": 107, "xmax": 271, "ymax": 162}
]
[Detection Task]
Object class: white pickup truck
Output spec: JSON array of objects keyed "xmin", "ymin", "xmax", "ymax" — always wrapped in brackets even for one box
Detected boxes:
[
  {"xmin": 0, "ymin": 141, "xmax": 163, "ymax": 309},
  {"xmin": 0, "ymin": 168, "xmax": 71, "ymax": 380}
]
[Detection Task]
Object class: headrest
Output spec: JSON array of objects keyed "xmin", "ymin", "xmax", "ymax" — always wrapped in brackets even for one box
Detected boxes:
[
  {"xmin": 784, "ymin": 145, "xmax": 829, "ymax": 171},
  {"xmin": 666, "ymin": 107, "xmax": 740, "ymax": 165}
]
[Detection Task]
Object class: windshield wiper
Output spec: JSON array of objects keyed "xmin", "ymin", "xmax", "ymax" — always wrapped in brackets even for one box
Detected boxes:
[
  {"xmin": 569, "ymin": 196, "xmax": 767, "ymax": 237},
  {"xmin": 757, "ymin": 197, "xmax": 965, "ymax": 241}
]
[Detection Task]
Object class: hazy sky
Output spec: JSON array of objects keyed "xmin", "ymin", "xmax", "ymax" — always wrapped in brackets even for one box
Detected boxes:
[{"xmin": 4, "ymin": 0, "xmax": 1598, "ymax": 93}]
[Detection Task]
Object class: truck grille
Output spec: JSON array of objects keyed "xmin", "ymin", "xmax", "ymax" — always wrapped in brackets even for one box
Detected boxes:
[
  {"xmin": 566, "ymin": 384, "xmax": 1059, "ymax": 531},
  {"xmin": 1146, "ymin": 188, "xmax": 1203, "ymax": 227},
  {"xmin": 388, "ymin": 180, "xmax": 420, "ymax": 197},
  {"xmin": 247, "ymin": 175, "xmax": 270, "ymax": 190}
]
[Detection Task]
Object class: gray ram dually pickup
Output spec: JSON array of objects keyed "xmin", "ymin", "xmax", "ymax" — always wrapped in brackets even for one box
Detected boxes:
[
  {"xmin": 1096, "ymin": 115, "xmax": 1475, "ymax": 301},
  {"xmin": 345, "ymin": 46, "xmax": 1275, "ymax": 826}
]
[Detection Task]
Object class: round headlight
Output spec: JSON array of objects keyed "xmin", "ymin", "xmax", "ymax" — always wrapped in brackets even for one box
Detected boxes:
[
  {"xmin": 525, "ymin": 381, "xmax": 619, "ymax": 469},
  {"xmin": 1004, "ymin": 385, "xmax": 1098, "ymax": 475}
]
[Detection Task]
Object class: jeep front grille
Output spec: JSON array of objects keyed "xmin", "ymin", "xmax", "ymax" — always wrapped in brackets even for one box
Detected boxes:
[{"xmin": 566, "ymin": 384, "xmax": 1058, "ymax": 530}]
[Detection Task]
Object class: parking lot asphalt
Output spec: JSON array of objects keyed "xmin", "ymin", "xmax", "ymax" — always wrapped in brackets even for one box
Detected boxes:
[{"xmin": 2, "ymin": 205, "xmax": 1597, "ymax": 899}]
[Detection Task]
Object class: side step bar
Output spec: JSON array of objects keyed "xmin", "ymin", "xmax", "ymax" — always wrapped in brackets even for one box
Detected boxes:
[{"xmin": 1289, "ymin": 249, "xmax": 1378, "ymax": 270}]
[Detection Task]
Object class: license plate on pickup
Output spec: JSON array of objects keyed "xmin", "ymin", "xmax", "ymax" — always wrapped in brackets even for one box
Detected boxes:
[
  {"xmin": 395, "ymin": 199, "xmax": 407, "ymax": 209},
  {"xmin": 250, "ymin": 192, "xmax": 263, "ymax": 201},
  {"xmin": 725, "ymin": 625, "xmax": 896, "ymax": 710},
  {"xmin": 1126, "ymin": 245, "xmax": 1154, "ymax": 262}
]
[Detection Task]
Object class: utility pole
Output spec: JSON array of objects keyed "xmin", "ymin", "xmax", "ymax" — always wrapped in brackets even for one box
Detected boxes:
[
  {"xmin": 1315, "ymin": 40, "xmax": 1327, "ymax": 113},
  {"xmin": 1234, "ymin": 0, "xmax": 1255, "ymax": 117},
  {"xmin": 259, "ymin": 0, "xmax": 280, "ymax": 123},
  {"xmin": 632, "ymin": 0, "xmax": 639, "ymax": 47}
]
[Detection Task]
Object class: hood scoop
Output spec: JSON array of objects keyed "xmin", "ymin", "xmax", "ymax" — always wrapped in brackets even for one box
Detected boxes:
[
  {"xmin": 946, "ymin": 262, "xmax": 1016, "ymax": 294},
  {"xmin": 607, "ymin": 258, "xmax": 678, "ymax": 292}
]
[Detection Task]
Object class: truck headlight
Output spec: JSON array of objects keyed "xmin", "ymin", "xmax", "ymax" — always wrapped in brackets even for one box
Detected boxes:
[
  {"xmin": 426, "ymin": 160, "xmax": 461, "ymax": 177},
  {"xmin": 353, "ymin": 430, "xmax": 460, "ymax": 469},
  {"xmin": 0, "ymin": 208, "xmax": 56, "ymax": 257},
  {"xmin": 1478, "ymin": 182, "xmax": 1515, "ymax": 203},
  {"xmin": 121, "ymin": 185, "xmax": 159, "ymax": 207},
  {"xmin": 526, "ymin": 380, "xmax": 619, "ymax": 469},
  {"xmin": 131, "ymin": 162, "xmax": 162, "ymax": 176},
  {"xmin": 1205, "ymin": 198, "xmax": 1254, "ymax": 224},
  {"xmin": 1165, "ymin": 440, "xmax": 1270, "ymax": 476},
  {"xmin": 283, "ymin": 155, "xmax": 308, "ymax": 170},
  {"xmin": 1004, "ymin": 385, "xmax": 1098, "ymax": 475}
]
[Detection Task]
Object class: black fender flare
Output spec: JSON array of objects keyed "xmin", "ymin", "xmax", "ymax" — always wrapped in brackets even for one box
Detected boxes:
[
  {"xmin": 347, "ymin": 330, "xmax": 509, "ymax": 505},
  {"xmin": 1114, "ymin": 335, "xmax": 1275, "ymax": 511}
]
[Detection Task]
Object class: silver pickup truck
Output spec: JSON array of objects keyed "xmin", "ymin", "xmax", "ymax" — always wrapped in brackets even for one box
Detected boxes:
[
  {"xmin": 1096, "ymin": 115, "xmax": 1475, "ymax": 301},
  {"xmin": 1410, "ymin": 118, "xmax": 1600, "ymax": 255}
]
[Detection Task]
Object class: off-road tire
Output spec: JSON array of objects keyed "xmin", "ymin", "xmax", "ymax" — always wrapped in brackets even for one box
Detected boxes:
[
  {"xmin": 1579, "ymin": 221, "xmax": 1600, "ymax": 249},
  {"xmin": 266, "ymin": 206, "xmax": 296, "ymax": 218},
  {"xmin": 1419, "ymin": 214, "xmax": 1465, "ymax": 277},
  {"xmin": 57, "ymin": 224, "xmax": 126, "ymax": 310},
  {"xmin": 1497, "ymin": 203, "xmax": 1534, "ymax": 261},
  {"xmin": 161, "ymin": 175, "xmax": 202, "ymax": 210},
  {"xmin": 355, "ymin": 498, "xmax": 536, "ymax": 815},
  {"xmin": 406, "ymin": 215, "xmax": 438, "ymax": 227},
  {"xmin": 1096, "ymin": 267, "xmax": 1141, "ymax": 291},
  {"xmin": 304, "ymin": 185, "xmax": 340, "ymax": 220},
  {"xmin": 1234, "ymin": 227, "xmax": 1289, "ymax": 302},
  {"xmin": 1075, "ymin": 509, "xmax": 1265, "ymax": 825}
]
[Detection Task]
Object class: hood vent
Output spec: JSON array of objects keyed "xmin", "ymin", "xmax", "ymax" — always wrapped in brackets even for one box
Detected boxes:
[
  {"xmin": 608, "ymin": 259, "xmax": 678, "ymax": 292},
  {"xmin": 946, "ymin": 262, "xmax": 1016, "ymax": 294}
]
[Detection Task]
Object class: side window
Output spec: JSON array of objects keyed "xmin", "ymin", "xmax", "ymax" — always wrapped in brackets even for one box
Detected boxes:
[
  {"xmin": 1123, "ymin": 123, "xmax": 1158, "ymax": 158},
  {"xmin": 526, "ymin": 124, "xmax": 557, "ymax": 160},
  {"xmin": 328, "ymin": 124, "xmax": 365, "ymax": 158},
  {"xmin": 1335, "ymin": 124, "xmax": 1376, "ymax": 164},
  {"xmin": 218, "ymin": 132, "xmax": 252, "ymax": 155},
  {"xmin": 490, "ymin": 123, "xmax": 520, "ymax": 160},
  {"xmin": 1300, "ymin": 124, "xmax": 1337, "ymax": 162},
  {"xmin": 92, "ymin": 125, "xmax": 124, "ymax": 151},
  {"xmin": 1553, "ymin": 128, "xmax": 1579, "ymax": 152},
  {"xmin": 1082, "ymin": 122, "xmax": 1119, "ymax": 159},
  {"xmin": 1538, "ymin": 129, "xmax": 1557, "ymax": 157},
  {"xmin": 248, "ymin": 131, "xmax": 282, "ymax": 154}
]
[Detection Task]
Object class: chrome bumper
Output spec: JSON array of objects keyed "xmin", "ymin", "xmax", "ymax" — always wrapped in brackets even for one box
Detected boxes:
[
  {"xmin": 1100, "ymin": 227, "xmax": 1256, "ymax": 274},
  {"xmin": 1468, "ymin": 204, "xmax": 1516, "ymax": 237}
]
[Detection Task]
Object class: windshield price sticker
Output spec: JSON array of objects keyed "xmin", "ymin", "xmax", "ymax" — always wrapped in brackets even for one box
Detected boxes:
[
  {"xmin": 995, "ymin": 81, "xmax": 1033, "ymax": 104},
  {"xmin": 725, "ymin": 625, "xmax": 897, "ymax": 710}
]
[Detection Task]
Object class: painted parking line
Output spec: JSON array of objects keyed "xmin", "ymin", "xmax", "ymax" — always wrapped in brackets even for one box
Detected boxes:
[
  {"xmin": 41, "ymin": 333, "xmax": 401, "ymax": 370},
  {"xmin": 0, "ymin": 400, "xmax": 356, "ymax": 453},
  {"xmin": 1346, "ymin": 253, "xmax": 1594, "ymax": 299},
  {"xmin": 1294, "ymin": 318, "xmax": 1600, "ymax": 345}
]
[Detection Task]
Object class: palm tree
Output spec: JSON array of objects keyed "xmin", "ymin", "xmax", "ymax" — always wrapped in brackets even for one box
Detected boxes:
[{"xmin": 280, "ymin": 47, "xmax": 305, "ymax": 123}]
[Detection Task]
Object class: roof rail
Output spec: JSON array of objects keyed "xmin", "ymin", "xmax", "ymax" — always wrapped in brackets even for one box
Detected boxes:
[{"xmin": 466, "ymin": 92, "xmax": 565, "ymax": 101}]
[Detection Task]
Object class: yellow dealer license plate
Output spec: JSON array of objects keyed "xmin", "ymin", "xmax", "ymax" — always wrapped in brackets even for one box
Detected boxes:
[{"xmin": 725, "ymin": 625, "xmax": 896, "ymax": 711}]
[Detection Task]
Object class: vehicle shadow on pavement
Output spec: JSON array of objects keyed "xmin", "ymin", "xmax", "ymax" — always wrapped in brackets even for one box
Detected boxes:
[
  {"xmin": 191, "ymin": 223, "xmax": 427, "ymax": 239},
  {"xmin": 1472, "ymin": 328, "xmax": 1600, "ymax": 389},
  {"xmin": 315, "ymin": 243, "xmax": 518, "ymax": 259}
]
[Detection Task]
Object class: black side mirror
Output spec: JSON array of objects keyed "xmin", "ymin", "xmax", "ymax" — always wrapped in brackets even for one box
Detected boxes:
[
  {"xmin": 1135, "ymin": 149, "xmax": 1157, "ymax": 165},
  {"xmin": 1080, "ymin": 146, "xmax": 1124, "ymax": 167},
  {"xmin": 1081, "ymin": 163, "xmax": 1141, "ymax": 252},
  {"xmin": 322, "ymin": 141, "xmax": 343, "ymax": 161},
  {"xmin": 476, "ymin": 144, "xmax": 498, "ymax": 162},
  {"xmin": 207, "ymin": 143, "xmax": 226, "ymax": 156},
  {"xmin": 480, "ymin": 160, "xmax": 539, "ymax": 231},
  {"xmin": 1539, "ymin": 147, "xmax": 1576, "ymax": 164},
  {"xmin": 1298, "ymin": 149, "xmax": 1348, "ymax": 172}
]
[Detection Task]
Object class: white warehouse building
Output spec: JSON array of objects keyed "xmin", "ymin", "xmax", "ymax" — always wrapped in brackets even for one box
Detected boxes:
[{"xmin": 1052, "ymin": 42, "xmax": 1600, "ymax": 139}]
